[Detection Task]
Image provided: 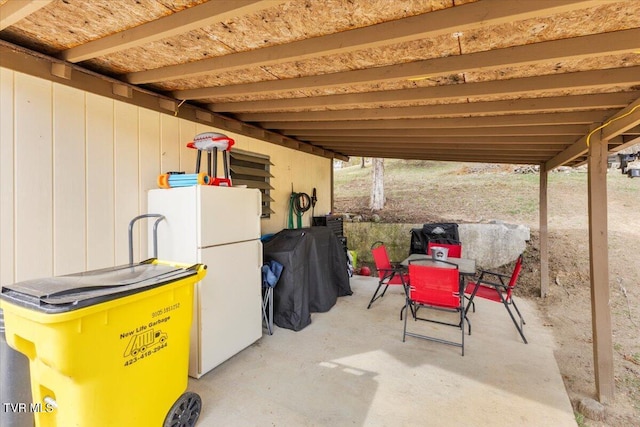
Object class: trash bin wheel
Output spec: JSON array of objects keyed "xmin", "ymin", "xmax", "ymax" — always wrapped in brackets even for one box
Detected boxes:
[{"xmin": 163, "ymin": 392, "xmax": 202, "ymax": 427}]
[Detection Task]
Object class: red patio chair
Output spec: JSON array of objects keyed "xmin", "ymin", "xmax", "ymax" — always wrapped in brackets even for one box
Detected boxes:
[
  {"xmin": 403, "ymin": 260, "xmax": 469, "ymax": 356},
  {"xmin": 368, "ymin": 241, "xmax": 409, "ymax": 314},
  {"xmin": 464, "ymin": 254, "xmax": 527, "ymax": 343},
  {"xmin": 427, "ymin": 241, "xmax": 462, "ymax": 258}
]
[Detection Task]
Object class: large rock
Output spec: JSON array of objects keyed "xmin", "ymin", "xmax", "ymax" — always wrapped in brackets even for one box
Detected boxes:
[{"xmin": 459, "ymin": 221, "xmax": 530, "ymax": 269}]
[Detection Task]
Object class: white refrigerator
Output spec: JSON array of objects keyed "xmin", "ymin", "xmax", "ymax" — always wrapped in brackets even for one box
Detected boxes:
[{"xmin": 148, "ymin": 185, "xmax": 263, "ymax": 378}]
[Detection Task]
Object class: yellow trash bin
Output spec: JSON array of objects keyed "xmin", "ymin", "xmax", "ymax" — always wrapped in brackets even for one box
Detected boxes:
[{"xmin": 0, "ymin": 259, "xmax": 206, "ymax": 427}]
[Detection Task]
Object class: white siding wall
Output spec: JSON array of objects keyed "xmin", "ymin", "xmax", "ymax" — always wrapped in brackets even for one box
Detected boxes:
[
  {"xmin": 0, "ymin": 69, "xmax": 331, "ymax": 283},
  {"xmin": 53, "ymin": 84, "xmax": 86, "ymax": 275}
]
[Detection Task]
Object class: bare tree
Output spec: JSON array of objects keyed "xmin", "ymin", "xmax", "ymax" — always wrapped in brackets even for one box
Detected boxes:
[{"xmin": 370, "ymin": 158, "xmax": 385, "ymax": 210}]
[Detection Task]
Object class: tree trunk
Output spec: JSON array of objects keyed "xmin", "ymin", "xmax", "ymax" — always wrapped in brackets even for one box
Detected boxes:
[
  {"xmin": 370, "ymin": 158, "xmax": 385, "ymax": 210},
  {"xmin": 360, "ymin": 157, "xmax": 366, "ymax": 168}
]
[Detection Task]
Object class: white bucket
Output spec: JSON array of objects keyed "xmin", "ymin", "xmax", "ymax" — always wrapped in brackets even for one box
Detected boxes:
[{"xmin": 431, "ymin": 246, "xmax": 449, "ymax": 261}]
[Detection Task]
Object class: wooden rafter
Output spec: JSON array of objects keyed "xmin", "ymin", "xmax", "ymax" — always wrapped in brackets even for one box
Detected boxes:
[
  {"xmin": 267, "ymin": 112, "xmax": 614, "ymax": 131},
  {"xmin": 127, "ymin": 0, "xmax": 602, "ymax": 84},
  {"xmin": 175, "ymin": 28, "xmax": 640, "ymax": 99},
  {"xmin": 0, "ymin": 0, "xmax": 52, "ymax": 30},
  {"xmin": 236, "ymin": 92, "xmax": 640, "ymax": 122},
  {"xmin": 315, "ymin": 144, "xmax": 569, "ymax": 154},
  {"xmin": 600, "ymin": 97, "xmax": 640, "ymax": 141},
  {"xmin": 341, "ymin": 151, "xmax": 549, "ymax": 163},
  {"xmin": 327, "ymin": 141, "xmax": 564, "ymax": 149},
  {"xmin": 284, "ymin": 125, "xmax": 590, "ymax": 137},
  {"xmin": 60, "ymin": 1, "xmax": 276, "ymax": 62},
  {"xmin": 207, "ymin": 67, "xmax": 640, "ymax": 111},
  {"xmin": 547, "ymin": 97, "xmax": 640, "ymax": 169},
  {"xmin": 299, "ymin": 136, "xmax": 575, "ymax": 144}
]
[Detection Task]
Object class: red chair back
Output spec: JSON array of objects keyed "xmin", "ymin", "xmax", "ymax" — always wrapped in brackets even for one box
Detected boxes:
[
  {"xmin": 408, "ymin": 263, "xmax": 460, "ymax": 308},
  {"xmin": 427, "ymin": 242, "xmax": 462, "ymax": 258},
  {"xmin": 505, "ymin": 254, "xmax": 523, "ymax": 300},
  {"xmin": 371, "ymin": 244, "xmax": 392, "ymax": 280}
]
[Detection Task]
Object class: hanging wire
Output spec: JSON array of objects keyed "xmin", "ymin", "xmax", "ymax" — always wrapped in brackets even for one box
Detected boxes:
[{"xmin": 586, "ymin": 104, "xmax": 640, "ymax": 147}]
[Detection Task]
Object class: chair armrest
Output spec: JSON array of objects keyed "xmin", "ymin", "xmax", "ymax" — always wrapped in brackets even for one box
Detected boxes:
[
  {"xmin": 478, "ymin": 270, "xmax": 511, "ymax": 287},
  {"xmin": 376, "ymin": 267, "xmax": 400, "ymax": 279},
  {"xmin": 477, "ymin": 269, "xmax": 510, "ymax": 280},
  {"xmin": 475, "ymin": 269, "xmax": 509, "ymax": 289},
  {"xmin": 377, "ymin": 267, "xmax": 409, "ymax": 285},
  {"xmin": 377, "ymin": 267, "xmax": 402, "ymax": 274},
  {"xmin": 474, "ymin": 278, "xmax": 507, "ymax": 290}
]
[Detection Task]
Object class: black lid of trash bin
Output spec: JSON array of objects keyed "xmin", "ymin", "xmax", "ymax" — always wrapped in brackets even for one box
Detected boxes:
[{"xmin": 0, "ymin": 260, "xmax": 200, "ymax": 314}]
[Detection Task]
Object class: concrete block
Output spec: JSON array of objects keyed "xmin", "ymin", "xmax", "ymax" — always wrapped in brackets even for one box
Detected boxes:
[{"xmin": 577, "ymin": 397, "xmax": 606, "ymax": 421}]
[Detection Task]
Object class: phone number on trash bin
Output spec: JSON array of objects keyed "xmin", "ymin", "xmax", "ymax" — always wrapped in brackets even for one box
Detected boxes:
[
  {"xmin": 124, "ymin": 342, "xmax": 168, "ymax": 367},
  {"xmin": 151, "ymin": 302, "xmax": 180, "ymax": 317}
]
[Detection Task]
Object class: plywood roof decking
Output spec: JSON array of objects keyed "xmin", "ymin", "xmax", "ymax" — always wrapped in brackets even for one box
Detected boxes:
[{"xmin": 1, "ymin": 0, "xmax": 639, "ymax": 166}]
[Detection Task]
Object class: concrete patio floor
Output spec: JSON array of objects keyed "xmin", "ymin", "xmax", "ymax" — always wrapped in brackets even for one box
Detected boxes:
[{"xmin": 188, "ymin": 275, "xmax": 577, "ymax": 427}]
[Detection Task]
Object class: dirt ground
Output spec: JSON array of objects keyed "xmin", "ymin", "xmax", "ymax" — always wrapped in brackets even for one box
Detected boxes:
[{"xmin": 334, "ymin": 164, "xmax": 640, "ymax": 426}]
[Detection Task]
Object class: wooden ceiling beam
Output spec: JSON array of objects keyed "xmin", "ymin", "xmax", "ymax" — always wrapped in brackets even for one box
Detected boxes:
[
  {"xmin": 613, "ymin": 135, "xmax": 640, "ymax": 152},
  {"xmin": 128, "ymin": 0, "xmax": 600, "ymax": 84},
  {"xmin": 600, "ymin": 97, "xmax": 640, "ymax": 141},
  {"xmin": 325, "ymin": 148, "xmax": 562, "ymax": 157},
  {"xmin": 357, "ymin": 152, "xmax": 548, "ymax": 160},
  {"xmin": 547, "ymin": 98, "xmax": 640, "ymax": 169},
  {"xmin": 318, "ymin": 142, "xmax": 570, "ymax": 151},
  {"xmin": 177, "ymin": 28, "xmax": 640, "ymax": 99},
  {"xmin": 60, "ymin": 1, "xmax": 275, "ymax": 62},
  {"xmin": 343, "ymin": 151, "xmax": 547, "ymax": 164},
  {"xmin": 359, "ymin": 150, "xmax": 547, "ymax": 157},
  {"xmin": 236, "ymin": 92, "xmax": 640, "ymax": 123},
  {"xmin": 208, "ymin": 66, "xmax": 640, "ymax": 112},
  {"xmin": 0, "ymin": 0, "xmax": 52, "ymax": 30},
  {"xmin": 302, "ymin": 132, "xmax": 578, "ymax": 145},
  {"xmin": 285, "ymin": 125, "xmax": 587, "ymax": 137},
  {"xmin": 316, "ymin": 142, "xmax": 567, "ymax": 151},
  {"xmin": 622, "ymin": 125, "xmax": 640, "ymax": 136},
  {"xmin": 268, "ymin": 112, "xmax": 609, "ymax": 130}
]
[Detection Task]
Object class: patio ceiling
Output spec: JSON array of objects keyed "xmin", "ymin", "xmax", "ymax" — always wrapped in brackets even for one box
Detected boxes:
[{"xmin": 1, "ymin": 0, "xmax": 640, "ymax": 166}]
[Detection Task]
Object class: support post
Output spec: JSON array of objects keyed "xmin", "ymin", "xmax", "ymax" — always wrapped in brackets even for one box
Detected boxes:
[
  {"xmin": 587, "ymin": 132, "xmax": 615, "ymax": 403},
  {"xmin": 539, "ymin": 163, "xmax": 549, "ymax": 298},
  {"xmin": 330, "ymin": 160, "xmax": 335, "ymax": 213}
]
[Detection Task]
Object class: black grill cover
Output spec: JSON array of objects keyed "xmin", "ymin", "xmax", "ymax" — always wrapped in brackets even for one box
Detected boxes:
[
  {"xmin": 422, "ymin": 223, "xmax": 459, "ymax": 244},
  {"xmin": 409, "ymin": 223, "xmax": 460, "ymax": 255},
  {"xmin": 263, "ymin": 227, "xmax": 352, "ymax": 331},
  {"xmin": 409, "ymin": 228, "xmax": 428, "ymax": 255}
]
